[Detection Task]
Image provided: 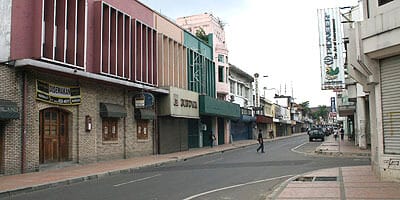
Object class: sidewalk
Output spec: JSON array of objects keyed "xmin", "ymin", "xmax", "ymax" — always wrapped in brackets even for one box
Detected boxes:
[
  {"xmin": 315, "ymin": 134, "xmax": 371, "ymax": 157},
  {"xmin": 0, "ymin": 138, "xmax": 262, "ymax": 198},
  {"xmin": 268, "ymin": 134, "xmax": 400, "ymax": 200}
]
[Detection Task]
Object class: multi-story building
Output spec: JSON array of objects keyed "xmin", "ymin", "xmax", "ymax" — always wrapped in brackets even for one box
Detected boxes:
[
  {"xmin": 228, "ymin": 64, "xmax": 255, "ymax": 140},
  {"xmin": 176, "ymin": 13, "xmax": 236, "ymax": 147},
  {"xmin": 0, "ymin": 0, "xmax": 240, "ymax": 175},
  {"xmin": 346, "ymin": 0, "xmax": 400, "ymax": 181}
]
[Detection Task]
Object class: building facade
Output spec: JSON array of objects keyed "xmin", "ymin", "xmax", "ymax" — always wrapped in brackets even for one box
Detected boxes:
[
  {"xmin": 0, "ymin": 0, "xmax": 241, "ymax": 175},
  {"xmin": 346, "ymin": 0, "xmax": 400, "ymax": 181},
  {"xmin": 228, "ymin": 64, "xmax": 255, "ymax": 140}
]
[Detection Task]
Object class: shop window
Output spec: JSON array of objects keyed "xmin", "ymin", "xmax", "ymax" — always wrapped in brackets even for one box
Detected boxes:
[
  {"xmin": 137, "ymin": 120, "xmax": 149, "ymax": 140},
  {"xmin": 218, "ymin": 66, "xmax": 224, "ymax": 82},
  {"xmin": 102, "ymin": 118, "xmax": 118, "ymax": 142},
  {"xmin": 218, "ymin": 54, "xmax": 224, "ymax": 63}
]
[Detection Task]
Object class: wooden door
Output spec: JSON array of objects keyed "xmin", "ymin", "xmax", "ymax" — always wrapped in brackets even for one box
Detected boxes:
[{"xmin": 40, "ymin": 108, "xmax": 69, "ymax": 164}]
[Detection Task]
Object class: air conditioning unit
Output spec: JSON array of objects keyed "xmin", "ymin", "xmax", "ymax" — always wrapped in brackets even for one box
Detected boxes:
[{"xmin": 201, "ymin": 124, "xmax": 207, "ymax": 131}]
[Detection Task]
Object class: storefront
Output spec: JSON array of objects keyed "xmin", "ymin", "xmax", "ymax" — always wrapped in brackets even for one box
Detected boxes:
[
  {"xmin": 199, "ymin": 95, "xmax": 240, "ymax": 147},
  {"xmin": 158, "ymin": 87, "xmax": 199, "ymax": 153},
  {"xmin": 256, "ymin": 115, "xmax": 273, "ymax": 138},
  {"xmin": 0, "ymin": 99, "xmax": 19, "ymax": 174},
  {"xmin": 231, "ymin": 113, "xmax": 256, "ymax": 141}
]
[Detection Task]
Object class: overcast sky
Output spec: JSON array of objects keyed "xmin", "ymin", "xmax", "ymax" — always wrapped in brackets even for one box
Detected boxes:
[{"xmin": 139, "ymin": 0, "xmax": 359, "ymax": 107}]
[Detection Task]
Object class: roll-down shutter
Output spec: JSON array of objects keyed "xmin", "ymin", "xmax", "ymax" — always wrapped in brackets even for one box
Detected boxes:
[{"xmin": 381, "ymin": 55, "xmax": 400, "ymax": 154}]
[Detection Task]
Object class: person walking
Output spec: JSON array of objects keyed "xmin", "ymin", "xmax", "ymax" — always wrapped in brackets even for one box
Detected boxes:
[
  {"xmin": 210, "ymin": 131, "xmax": 216, "ymax": 148},
  {"xmin": 340, "ymin": 127, "xmax": 345, "ymax": 141},
  {"xmin": 257, "ymin": 129, "xmax": 265, "ymax": 153}
]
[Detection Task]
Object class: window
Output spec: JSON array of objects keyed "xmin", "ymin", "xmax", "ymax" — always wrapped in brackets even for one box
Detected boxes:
[
  {"xmin": 102, "ymin": 118, "xmax": 118, "ymax": 142},
  {"xmin": 378, "ymin": 0, "xmax": 393, "ymax": 6},
  {"xmin": 218, "ymin": 66, "xmax": 224, "ymax": 82},
  {"xmin": 230, "ymin": 81, "xmax": 235, "ymax": 94},
  {"xmin": 218, "ymin": 54, "xmax": 224, "ymax": 63},
  {"xmin": 137, "ymin": 120, "xmax": 149, "ymax": 140}
]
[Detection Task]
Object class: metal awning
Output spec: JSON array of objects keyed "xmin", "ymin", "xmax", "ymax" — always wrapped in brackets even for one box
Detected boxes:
[
  {"xmin": 0, "ymin": 99, "xmax": 19, "ymax": 120},
  {"xmin": 134, "ymin": 109, "xmax": 155, "ymax": 120},
  {"xmin": 100, "ymin": 103, "xmax": 127, "ymax": 118}
]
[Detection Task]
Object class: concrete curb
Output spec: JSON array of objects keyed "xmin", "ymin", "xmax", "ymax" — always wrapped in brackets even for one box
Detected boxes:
[{"xmin": 266, "ymin": 174, "xmax": 298, "ymax": 200}]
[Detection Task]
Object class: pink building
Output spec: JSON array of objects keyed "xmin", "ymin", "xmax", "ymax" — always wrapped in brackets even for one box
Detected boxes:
[{"xmin": 176, "ymin": 13, "xmax": 230, "ymax": 100}]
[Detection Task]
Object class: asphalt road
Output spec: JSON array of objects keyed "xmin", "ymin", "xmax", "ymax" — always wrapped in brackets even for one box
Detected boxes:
[{"xmin": 4, "ymin": 135, "xmax": 370, "ymax": 200}]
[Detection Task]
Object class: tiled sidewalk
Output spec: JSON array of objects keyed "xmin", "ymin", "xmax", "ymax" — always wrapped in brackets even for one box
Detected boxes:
[
  {"xmin": 269, "ymin": 134, "xmax": 400, "ymax": 199},
  {"xmin": 270, "ymin": 166, "xmax": 400, "ymax": 200},
  {"xmin": 316, "ymin": 134, "xmax": 370, "ymax": 157}
]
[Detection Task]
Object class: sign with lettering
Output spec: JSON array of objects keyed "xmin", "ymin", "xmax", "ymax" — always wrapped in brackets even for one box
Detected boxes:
[
  {"xmin": 36, "ymin": 80, "xmax": 81, "ymax": 105},
  {"xmin": 318, "ymin": 8, "xmax": 345, "ymax": 90},
  {"xmin": 134, "ymin": 93, "xmax": 154, "ymax": 109},
  {"xmin": 159, "ymin": 87, "xmax": 199, "ymax": 118}
]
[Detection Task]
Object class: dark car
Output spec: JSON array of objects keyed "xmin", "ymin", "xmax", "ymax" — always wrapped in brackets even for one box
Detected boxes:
[{"xmin": 308, "ymin": 128, "xmax": 325, "ymax": 142}]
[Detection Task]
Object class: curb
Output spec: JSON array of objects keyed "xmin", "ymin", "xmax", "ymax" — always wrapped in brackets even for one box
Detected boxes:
[{"xmin": 266, "ymin": 174, "xmax": 298, "ymax": 200}]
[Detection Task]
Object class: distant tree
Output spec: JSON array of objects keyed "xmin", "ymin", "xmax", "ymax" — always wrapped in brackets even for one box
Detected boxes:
[
  {"xmin": 195, "ymin": 27, "xmax": 208, "ymax": 44},
  {"xmin": 311, "ymin": 105, "xmax": 329, "ymax": 122},
  {"xmin": 299, "ymin": 101, "xmax": 311, "ymax": 116}
]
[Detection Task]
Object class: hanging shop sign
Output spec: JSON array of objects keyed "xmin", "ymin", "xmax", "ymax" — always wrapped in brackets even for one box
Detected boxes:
[
  {"xmin": 317, "ymin": 8, "xmax": 345, "ymax": 90},
  {"xmin": 158, "ymin": 87, "xmax": 199, "ymax": 118},
  {"xmin": 133, "ymin": 92, "xmax": 154, "ymax": 109},
  {"xmin": 36, "ymin": 80, "xmax": 81, "ymax": 105}
]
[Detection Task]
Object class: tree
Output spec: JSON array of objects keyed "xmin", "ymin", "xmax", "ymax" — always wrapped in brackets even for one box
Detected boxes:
[
  {"xmin": 195, "ymin": 27, "xmax": 208, "ymax": 44},
  {"xmin": 299, "ymin": 101, "xmax": 311, "ymax": 116},
  {"xmin": 311, "ymin": 105, "xmax": 329, "ymax": 122}
]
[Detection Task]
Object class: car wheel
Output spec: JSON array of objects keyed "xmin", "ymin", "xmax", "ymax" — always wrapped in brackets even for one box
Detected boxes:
[{"xmin": 309, "ymin": 138, "xmax": 312, "ymax": 142}]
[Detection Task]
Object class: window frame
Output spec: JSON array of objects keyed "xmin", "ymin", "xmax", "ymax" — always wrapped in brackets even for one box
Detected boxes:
[{"xmin": 102, "ymin": 118, "xmax": 118, "ymax": 142}]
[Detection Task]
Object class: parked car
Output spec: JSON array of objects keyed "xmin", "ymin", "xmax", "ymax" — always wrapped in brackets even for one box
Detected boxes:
[{"xmin": 308, "ymin": 128, "xmax": 325, "ymax": 142}]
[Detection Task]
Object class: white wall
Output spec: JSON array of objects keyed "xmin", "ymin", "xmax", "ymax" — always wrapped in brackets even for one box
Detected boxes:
[{"xmin": 0, "ymin": 0, "xmax": 12, "ymax": 62}]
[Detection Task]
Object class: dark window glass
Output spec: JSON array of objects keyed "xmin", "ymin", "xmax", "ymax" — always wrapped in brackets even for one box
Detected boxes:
[{"xmin": 378, "ymin": 0, "xmax": 393, "ymax": 6}]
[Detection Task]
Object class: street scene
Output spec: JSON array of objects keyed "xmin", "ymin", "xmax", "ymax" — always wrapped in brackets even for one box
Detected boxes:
[{"xmin": 1, "ymin": 0, "xmax": 400, "ymax": 199}]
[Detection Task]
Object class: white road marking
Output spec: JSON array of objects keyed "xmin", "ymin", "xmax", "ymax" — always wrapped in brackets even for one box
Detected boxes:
[
  {"xmin": 291, "ymin": 142, "xmax": 308, "ymax": 154},
  {"xmin": 182, "ymin": 175, "xmax": 293, "ymax": 200},
  {"xmin": 113, "ymin": 174, "xmax": 161, "ymax": 187}
]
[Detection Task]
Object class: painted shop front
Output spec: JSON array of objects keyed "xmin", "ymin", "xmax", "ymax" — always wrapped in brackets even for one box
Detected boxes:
[
  {"xmin": 199, "ymin": 95, "xmax": 240, "ymax": 147},
  {"xmin": 231, "ymin": 108, "xmax": 255, "ymax": 141},
  {"xmin": 158, "ymin": 87, "xmax": 199, "ymax": 154}
]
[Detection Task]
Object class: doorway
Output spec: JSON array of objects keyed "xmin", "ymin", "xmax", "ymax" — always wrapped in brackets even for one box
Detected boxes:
[{"xmin": 39, "ymin": 108, "xmax": 70, "ymax": 164}]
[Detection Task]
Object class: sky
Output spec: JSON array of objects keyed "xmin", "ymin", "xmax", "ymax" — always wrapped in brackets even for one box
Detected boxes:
[{"xmin": 139, "ymin": 0, "xmax": 359, "ymax": 107}]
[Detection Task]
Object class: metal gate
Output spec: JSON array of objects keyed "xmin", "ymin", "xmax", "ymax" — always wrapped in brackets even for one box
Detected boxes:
[{"xmin": 381, "ymin": 55, "xmax": 400, "ymax": 154}]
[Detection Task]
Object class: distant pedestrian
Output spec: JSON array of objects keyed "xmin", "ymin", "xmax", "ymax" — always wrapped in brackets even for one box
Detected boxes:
[
  {"xmin": 257, "ymin": 129, "xmax": 265, "ymax": 153},
  {"xmin": 269, "ymin": 129, "xmax": 274, "ymax": 139},
  {"xmin": 210, "ymin": 132, "xmax": 216, "ymax": 148},
  {"xmin": 340, "ymin": 127, "xmax": 345, "ymax": 141},
  {"xmin": 334, "ymin": 131, "xmax": 338, "ymax": 141}
]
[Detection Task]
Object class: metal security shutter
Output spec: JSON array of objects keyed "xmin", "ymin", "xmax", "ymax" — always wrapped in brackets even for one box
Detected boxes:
[{"xmin": 381, "ymin": 55, "xmax": 400, "ymax": 154}]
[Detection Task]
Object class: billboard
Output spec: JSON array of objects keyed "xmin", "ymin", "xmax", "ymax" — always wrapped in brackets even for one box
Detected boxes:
[{"xmin": 318, "ymin": 8, "xmax": 345, "ymax": 90}]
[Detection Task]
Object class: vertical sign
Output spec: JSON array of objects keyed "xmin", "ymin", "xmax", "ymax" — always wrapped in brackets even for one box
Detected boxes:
[
  {"xmin": 317, "ymin": 8, "xmax": 345, "ymax": 90},
  {"xmin": 331, "ymin": 97, "xmax": 336, "ymax": 112}
]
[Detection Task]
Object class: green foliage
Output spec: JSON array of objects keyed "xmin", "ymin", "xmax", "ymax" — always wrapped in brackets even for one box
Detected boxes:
[
  {"xmin": 195, "ymin": 27, "xmax": 208, "ymax": 44},
  {"xmin": 311, "ymin": 105, "xmax": 329, "ymax": 121},
  {"xmin": 299, "ymin": 101, "xmax": 311, "ymax": 116}
]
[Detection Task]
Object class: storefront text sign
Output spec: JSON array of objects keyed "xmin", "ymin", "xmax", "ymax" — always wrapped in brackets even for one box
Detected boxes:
[{"xmin": 36, "ymin": 80, "xmax": 81, "ymax": 105}]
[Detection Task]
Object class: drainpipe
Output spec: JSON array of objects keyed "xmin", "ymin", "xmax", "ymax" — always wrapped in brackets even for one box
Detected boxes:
[
  {"xmin": 123, "ymin": 89, "xmax": 127, "ymax": 159},
  {"xmin": 21, "ymin": 71, "xmax": 27, "ymax": 173}
]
